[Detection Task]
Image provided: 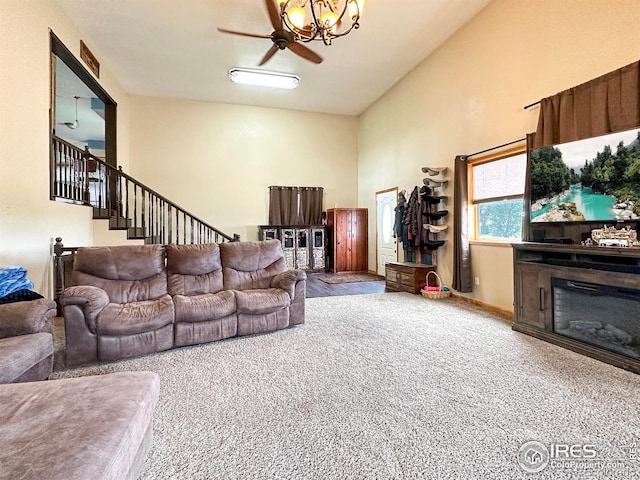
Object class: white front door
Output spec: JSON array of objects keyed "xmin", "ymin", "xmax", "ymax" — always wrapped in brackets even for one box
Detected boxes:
[{"xmin": 376, "ymin": 188, "xmax": 398, "ymax": 276}]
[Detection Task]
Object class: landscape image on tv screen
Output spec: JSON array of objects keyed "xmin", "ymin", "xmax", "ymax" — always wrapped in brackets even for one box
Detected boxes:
[{"xmin": 530, "ymin": 128, "xmax": 640, "ymax": 222}]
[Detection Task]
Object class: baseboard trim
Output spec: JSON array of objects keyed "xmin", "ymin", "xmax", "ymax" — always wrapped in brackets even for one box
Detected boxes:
[{"xmin": 450, "ymin": 293, "xmax": 514, "ymax": 319}]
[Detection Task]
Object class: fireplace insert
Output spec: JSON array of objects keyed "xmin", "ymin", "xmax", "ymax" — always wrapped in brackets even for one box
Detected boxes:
[{"xmin": 552, "ymin": 278, "xmax": 640, "ymax": 360}]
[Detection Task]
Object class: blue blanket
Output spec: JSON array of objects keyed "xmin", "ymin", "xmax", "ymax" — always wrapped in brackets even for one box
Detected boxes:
[{"xmin": 0, "ymin": 267, "xmax": 34, "ymax": 298}]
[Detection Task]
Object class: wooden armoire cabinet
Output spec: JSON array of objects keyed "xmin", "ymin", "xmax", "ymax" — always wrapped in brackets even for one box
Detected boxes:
[{"xmin": 326, "ymin": 208, "xmax": 368, "ymax": 273}]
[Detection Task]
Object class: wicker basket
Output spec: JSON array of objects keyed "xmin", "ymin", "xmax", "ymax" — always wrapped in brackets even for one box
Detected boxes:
[{"xmin": 421, "ymin": 271, "xmax": 450, "ymax": 299}]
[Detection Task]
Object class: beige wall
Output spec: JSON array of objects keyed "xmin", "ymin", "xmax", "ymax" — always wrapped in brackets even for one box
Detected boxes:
[
  {"xmin": 358, "ymin": 0, "xmax": 640, "ymax": 312},
  {"xmin": 128, "ymin": 96, "xmax": 358, "ymax": 242},
  {"xmin": 5, "ymin": 0, "xmax": 640, "ymax": 309},
  {"xmin": 0, "ymin": 0, "xmax": 131, "ymax": 297}
]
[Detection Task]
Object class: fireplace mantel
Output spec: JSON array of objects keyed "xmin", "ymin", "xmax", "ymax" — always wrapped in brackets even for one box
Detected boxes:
[{"xmin": 512, "ymin": 242, "xmax": 640, "ymax": 374}]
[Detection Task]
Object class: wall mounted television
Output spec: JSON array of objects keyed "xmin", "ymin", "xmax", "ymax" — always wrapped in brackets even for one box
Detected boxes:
[{"xmin": 530, "ymin": 127, "xmax": 640, "ymax": 223}]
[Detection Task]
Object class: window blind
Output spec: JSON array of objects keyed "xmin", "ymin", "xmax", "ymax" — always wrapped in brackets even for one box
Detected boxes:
[{"xmin": 471, "ymin": 153, "xmax": 526, "ymax": 203}]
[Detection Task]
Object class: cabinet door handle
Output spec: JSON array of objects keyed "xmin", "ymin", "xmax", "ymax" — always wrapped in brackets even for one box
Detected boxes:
[
  {"xmin": 567, "ymin": 281, "xmax": 598, "ymax": 292},
  {"xmin": 539, "ymin": 287, "xmax": 544, "ymax": 311}
]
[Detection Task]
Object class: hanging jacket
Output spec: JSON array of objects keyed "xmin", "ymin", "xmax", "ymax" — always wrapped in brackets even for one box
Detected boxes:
[
  {"xmin": 393, "ymin": 192, "xmax": 406, "ymax": 238},
  {"xmin": 402, "ymin": 186, "xmax": 420, "ymax": 238},
  {"xmin": 394, "ymin": 192, "xmax": 411, "ymax": 249}
]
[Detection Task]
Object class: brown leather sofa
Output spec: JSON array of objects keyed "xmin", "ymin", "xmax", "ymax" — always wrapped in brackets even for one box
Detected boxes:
[
  {"xmin": 61, "ymin": 239, "xmax": 306, "ymax": 366},
  {"xmin": 0, "ymin": 298, "xmax": 57, "ymax": 383}
]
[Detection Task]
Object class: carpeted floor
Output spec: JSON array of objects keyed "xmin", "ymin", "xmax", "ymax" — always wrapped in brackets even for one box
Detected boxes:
[{"xmin": 52, "ymin": 293, "xmax": 640, "ymax": 479}]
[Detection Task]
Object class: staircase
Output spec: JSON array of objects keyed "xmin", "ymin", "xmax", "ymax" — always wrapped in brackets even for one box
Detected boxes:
[{"xmin": 51, "ymin": 135, "xmax": 239, "ymax": 245}]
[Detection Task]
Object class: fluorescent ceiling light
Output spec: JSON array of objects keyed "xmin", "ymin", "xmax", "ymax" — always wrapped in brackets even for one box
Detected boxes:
[{"xmin": 228, "ymin": 68, "xmax": 300, "ymax": 89}]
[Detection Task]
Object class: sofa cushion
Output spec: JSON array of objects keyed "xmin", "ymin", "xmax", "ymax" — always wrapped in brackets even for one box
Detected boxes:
[
  {"xmin": 0, "ymin": 371, "xmax": 159, "ymax": 480},
  {"xmin": 166, "ymin": 243, "xmax": 223, "ymax": 295},
  {"xmin": 238, "ymin": 309, "xmax": 290, "ymax": 336},
  {"xmin": 73, "ymin": 245, "xmax": 167, "ymax": 303},
  {"xmin": 97, "ymin": 295, "xmax": 174, "ymax": 336},
  {"xmin": 173, "ymin": 290, "xmax": 236, "ymax": 323},
  {"xmin": 220, "ymin": 240, "xmax": 286, "ymax": 291},
  {"xmin": 0, "ymin": 333, "xmax": 53, "ymax": 384},
  {"xmin": 235, "ymin": 288, "xmax": 290, "ymax": 315},
  {"xmin": 98, "ymin": 324, "xmax": 174, "ymax": 362}
]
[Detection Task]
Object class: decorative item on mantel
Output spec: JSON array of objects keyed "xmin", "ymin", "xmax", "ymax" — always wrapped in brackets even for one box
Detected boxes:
[{"xmin": 588, "ymin": 225, "xmax": 640, "ymax": 248}]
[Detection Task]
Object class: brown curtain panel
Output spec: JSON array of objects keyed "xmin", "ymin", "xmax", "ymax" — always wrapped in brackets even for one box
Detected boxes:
[
  {"xmin": 300, "ymin": 187, "xmax": 324, "ymax": 224},
  {"xmin": 522, "ymin": 133, "xmax": 536, "ymax": 241},
  {"xmin": 269, "ymin": 186, "xmax": 323, "ymax": 225},
  {"xmin": 268, "ymin": 187, "xmax": 299, "ymax": 225},
  {"xmin": 268, "ymin": 187, "xmax": 283, "ymax": 225},
  {"xmin": 452, "ymin": 155, "xmax": 472, "ymax": 292},
  {"xmin": 534, "ymin": 60, "xmax": 640, "ymax": 148}
]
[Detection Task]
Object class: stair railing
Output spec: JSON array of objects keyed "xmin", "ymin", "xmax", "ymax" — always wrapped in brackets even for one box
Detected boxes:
[{"xmin": 51, "ymin": 134, "xmax": 239, "ymax": 244}]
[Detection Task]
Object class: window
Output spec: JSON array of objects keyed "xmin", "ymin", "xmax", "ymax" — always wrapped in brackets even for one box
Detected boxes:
[{"xmin": 469, "ymin": 150, "xmax": 527, "ymax": 241}]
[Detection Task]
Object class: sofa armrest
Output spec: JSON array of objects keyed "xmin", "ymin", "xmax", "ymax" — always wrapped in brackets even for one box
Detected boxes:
[
  {"xmin": 60, "ymin": 286, "xmax": 110, "ymax": 334},
  {"xmin": 271, "ymin": 270, "xmax": 307, "ymax": 300},
  {"xmin": 0, "ymin": 298, "xmax": 57, "ymax": 338}
]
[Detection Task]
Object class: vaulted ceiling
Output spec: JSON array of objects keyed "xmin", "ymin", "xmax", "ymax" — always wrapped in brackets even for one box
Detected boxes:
[{"xmin": 55, "ymin": 0, "xmax": 490, "ymax": 116}]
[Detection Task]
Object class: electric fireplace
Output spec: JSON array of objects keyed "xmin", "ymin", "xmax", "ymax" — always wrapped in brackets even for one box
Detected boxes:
[{"xmin": 552, "ymin": 278, "xmax": 640, "ymax": 360}]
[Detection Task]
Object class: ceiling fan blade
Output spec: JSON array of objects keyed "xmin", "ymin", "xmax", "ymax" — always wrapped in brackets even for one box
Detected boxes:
[
  {"xmin": 265, "ymin": 0, "xmax": 283, "ymax": 30},
  {"xmin": 217, "ymin": 27, "xmax": 271, "ymax": 39},
  {"xmin": 258, "ymin": 44, "xmax": 279, "ymax": 66},
  {"xmin": 287, "ymin": 42, "xmax": 323, "ymax": 64}
]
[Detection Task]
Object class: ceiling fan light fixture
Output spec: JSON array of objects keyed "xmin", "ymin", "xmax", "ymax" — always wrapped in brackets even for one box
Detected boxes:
[
  {"xmin": 280, "ymin": 0, "xmax": 364, "ymax": 45},
  {"xmin": 229, "ymin": 68, "xmax": 300, "ymax": 89},
  {"xmin": 348, "ymin": 0, "xmax": 365, "ymax": 20},
  {"xmin": 287, "ymin": 7, "xmax": 306, "ymax": 29},
  {"xmin": 320, "ymin": 12, "xmax": 339, "ymax": 33}
]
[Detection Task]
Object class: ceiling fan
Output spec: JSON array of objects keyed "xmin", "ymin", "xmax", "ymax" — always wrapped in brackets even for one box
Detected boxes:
[
  {"xmin": 55, "ymin": 95, "xmax": 81, "ymax": 130},
  {"xmin": 64, "ymin": 96, "xmax": 80, "ymax": 130},
  {"xmin": 218, "ymin": 0, "xmax": 323, "ymax": 66}
]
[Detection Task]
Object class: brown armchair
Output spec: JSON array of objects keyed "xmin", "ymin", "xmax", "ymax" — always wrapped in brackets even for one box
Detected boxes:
[
  {"xmin": 0, "ymin": 298, "xmax": 57, "ymax": 383},
  {"xmin": 60, "ymin": 245, "xmax": 175, "ymax": 366}
]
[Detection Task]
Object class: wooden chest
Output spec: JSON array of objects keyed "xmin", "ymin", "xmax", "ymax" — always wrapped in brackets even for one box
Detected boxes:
[{"xmin": 385, "ymin": 261, "xmax": 436, "ymax": 294}]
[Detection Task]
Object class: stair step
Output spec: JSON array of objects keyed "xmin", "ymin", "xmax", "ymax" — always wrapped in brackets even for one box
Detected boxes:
[
  {"xmin": 92, "ymin": 207, "xmax": 115, "ymax": 220},
  {"xmin": 144, "ymin": 235, "xmax": 163, "ymax": 245},
  {"xmin": 127, "ymin": 227, "xmax": 147, "ymax": 240},
  {"xmin": 109, "ymin": 216, "xmax": 131, "ymax": 230}
]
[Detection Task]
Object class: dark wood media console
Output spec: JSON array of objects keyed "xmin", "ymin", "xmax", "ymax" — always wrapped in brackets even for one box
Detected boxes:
[{"xmin": 513, "ymin": 242, "xmax": 640, "ymax": 374}]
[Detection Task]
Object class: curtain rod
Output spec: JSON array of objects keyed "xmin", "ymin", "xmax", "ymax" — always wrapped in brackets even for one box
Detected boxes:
[
  {"xmin": 465, "ymin": 137, "xmax": 527, "ymax": 159},
  {"xmin": 524, "ymin": 100, "xmax": 541, "ymax": 110},
  {"xmin": 268, "ymin": 186, "xmax": 323, "ymax": 189}
]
